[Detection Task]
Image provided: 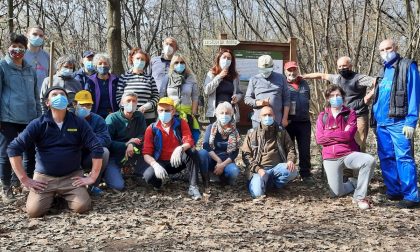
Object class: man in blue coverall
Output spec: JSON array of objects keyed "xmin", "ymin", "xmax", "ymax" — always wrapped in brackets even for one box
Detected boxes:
[{"xmin": 372, "ymin": 39, "xmax": 420, "ymax": 209}]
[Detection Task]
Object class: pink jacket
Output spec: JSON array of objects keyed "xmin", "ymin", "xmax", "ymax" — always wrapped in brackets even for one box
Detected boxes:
[{"xmin": 315, "ymin": 106, "xmax": 359, "ymax": 159}]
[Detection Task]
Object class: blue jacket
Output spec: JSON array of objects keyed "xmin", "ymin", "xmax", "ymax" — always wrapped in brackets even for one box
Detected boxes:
[
  {"xmin": 75, "ymin": 67, "xmax": 95, "ymax": 90},
  {"xmin": 85, "ymin": 73, "xmax": 119, "ymax": 117},
  {"xmin": 202, "ymin": 124, "xmax": 239, "ymax": 161},
  {"xmin": 0, "ymin": 55, "xmax": 41, "ymax": 124},
  {"xmin": 7, "ymin": 111, "xmax": 103, "ymax": 177},
  {"xmin": 85, "ymin": 112, "xmax": 111, "ymax": 148}
]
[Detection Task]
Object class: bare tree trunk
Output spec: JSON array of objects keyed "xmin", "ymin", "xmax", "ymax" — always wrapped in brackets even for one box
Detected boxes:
[
  {"xmin": 8, "ymin": 0, "xmax": 14, "ymax": 33},
  {"xmin": 107, "ymin": 0, "xmax": 124, "ymax": 75}
]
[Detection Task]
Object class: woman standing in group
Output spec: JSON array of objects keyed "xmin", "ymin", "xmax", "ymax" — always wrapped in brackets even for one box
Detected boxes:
[
  {"xmin": 85, "ymin": 53, "xmax": 119, "ymax": 119},
  {"xmin": 116, "ymin": 47, "xmax": 159, "ymax": 125},
  {"xmin": 160, "ymin": 53, "xmax": 200, "ymax": 143},
  {"xmin": 204, "ymin": 49, "xmax": 243, "ymax": 123}
]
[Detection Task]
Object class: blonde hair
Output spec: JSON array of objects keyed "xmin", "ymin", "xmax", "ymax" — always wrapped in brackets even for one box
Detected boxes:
[{"xmin": 168, "ymin": 53, "xmax": 194, "ymax": 77}]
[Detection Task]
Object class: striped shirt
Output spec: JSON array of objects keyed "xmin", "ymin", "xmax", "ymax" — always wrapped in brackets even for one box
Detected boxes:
[{"xmin": 116, "ymin": 71, "xmax": 159, "ymax": 119}]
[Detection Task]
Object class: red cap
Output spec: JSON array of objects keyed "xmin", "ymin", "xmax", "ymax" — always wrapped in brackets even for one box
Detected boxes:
[{"xmin": 284, "ymin": 61, "xmax": 298, "ymax": 70}]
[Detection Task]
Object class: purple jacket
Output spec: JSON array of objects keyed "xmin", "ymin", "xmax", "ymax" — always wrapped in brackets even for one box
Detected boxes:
[
  {"xmin": 85, "ymin": 73, "xmax": 119, "ymax": 117},
  {"xmin": 315, "ymin": 106, "xmax": 359, "ymax": 159}
]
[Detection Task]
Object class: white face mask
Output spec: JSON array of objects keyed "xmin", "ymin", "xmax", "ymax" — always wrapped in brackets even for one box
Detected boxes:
[
  {"xmin": 286, "ymin": 71, "xmax": 298, "ymax": 82},
  {"xmin": 380, "ymin": 51, "xmax": 397, "ymax": 62},
  {"xmin": 163, "ymin": 45, "xmax": 174, "ymax": 56},
  {"xmin": 219, "ymin": 58, "xmax": 231, "ymax": 69},
  {"xmin": 259, "ymin": 67, "xmax": 273, "ymax": 78}
]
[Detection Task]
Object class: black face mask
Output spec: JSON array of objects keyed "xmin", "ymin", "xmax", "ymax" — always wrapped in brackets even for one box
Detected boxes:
[{"xmin": 338, "ymin": 68, "xmax": 354, "ymax": 79}]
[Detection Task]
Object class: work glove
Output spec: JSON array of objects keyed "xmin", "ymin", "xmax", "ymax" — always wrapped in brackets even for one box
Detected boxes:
[
  {"xmin": 402, "ymin": 126, "xmax": 415, "ymax": 139},
  {"xmin": 170, "ymin": 146, "xmax": 184, "ymax": 168},
  {"xmin": 152, "ymin": 161, "xmax": 168, "ymax": 180}
]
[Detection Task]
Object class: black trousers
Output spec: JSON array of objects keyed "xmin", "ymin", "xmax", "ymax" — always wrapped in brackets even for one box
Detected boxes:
[
  {"xmin": 0, "ymin": 122, "xmax": 36, "ymax": 186},
  {"xmin": 286, "ymin": 120, "xmax": 312, "ymax": 178}
]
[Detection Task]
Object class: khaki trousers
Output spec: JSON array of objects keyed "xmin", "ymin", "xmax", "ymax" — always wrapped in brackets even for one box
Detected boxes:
[{"xmin": 26, "ymin": 170, "xmax": 91, "ymax": 218}]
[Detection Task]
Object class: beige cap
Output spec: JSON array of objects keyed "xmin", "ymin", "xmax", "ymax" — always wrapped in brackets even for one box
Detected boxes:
[{"xmin": 258, "ymin": 55, "xmax": 273, "ymax": 68}]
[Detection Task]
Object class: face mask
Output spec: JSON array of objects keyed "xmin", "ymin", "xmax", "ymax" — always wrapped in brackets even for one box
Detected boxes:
[
  {"xmin": 60, "ymin": 67, "xmax": 74, "ymax": 77},
  {"xmin": 123, "ymin": 102, "xmax": 135, "ymax": 113},
  {"xmin": 158, "ymin": 111, "xmax": 172, "ymax": 124},
  {"xmin": 84, "ymin": 61, "xmax": 95, "ymax": 72},
  {"xmin": 338, "ymin": 68, "xmax": 353, "ymax": 79},
  {"xmin": 219, "ymin": 58, "xmax": 231, "ymax": 69},
  {"xmin": 133, "ymin": 59, "xmax": 146, "ymax": 70},
  {"xmin": 9, "ymin": 48, "xmax": 25, "ymax": 59},
  {"xmin": 163, "ymin": 45, "xmax": 174, "ymax": 56},
  {"xmin": 380, "ymin": 51, "xmax": 397, "ymax": 63},
  {"xmin": 218, "ymin": 114, "xmax": 232, "ymax": 125},
  {"xmin": 29, "ymin": 36, "xmax": 44, "ymax": 47},
  {"xmin": 97, "ymin": 66, "xmax": 110, "ymax": 75},
  {"xmin": 76, "ymin": 105, "xmax": 91, "ymax": 118},
  {"xmin": 174, "ymin": 63, "xmax": 186, "ymax": 73},
  {"xmin": 261, "ymin": 115, "xmax": 274, "ymax": 126},
  {"xmin": 329, "ymin": 96, "xmax": 344, "ymax": 108},
  {"xmin": 50, "ymin": 94, "xmax": 68, "ymax": 110},
  {"xmin": 259, "ymin": 67, "xmax": 273, "ymax": 78},
  {"xmin": 286, "ymin": 72, "xmax": 298, "ymax": 82}
]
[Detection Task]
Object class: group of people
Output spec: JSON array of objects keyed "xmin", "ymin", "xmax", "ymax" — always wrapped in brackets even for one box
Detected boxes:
[{"xmin": 0, "ymin": 26, "xmax": 419, "ymax": 218}]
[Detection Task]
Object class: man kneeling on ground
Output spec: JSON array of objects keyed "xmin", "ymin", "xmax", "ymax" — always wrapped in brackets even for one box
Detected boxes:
[
  {"xmin": 242, "ymin": 106, "xmax": 298, "ymax": 198},
  {"xmin": 7, "ymin": 87, "xmax": 103, "ymax": 217},
  {"xmin": 142, "ymin": 97, "xmax": 202, "ymax": 200}
]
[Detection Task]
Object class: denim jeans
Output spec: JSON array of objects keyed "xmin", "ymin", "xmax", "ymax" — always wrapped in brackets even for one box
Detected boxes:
[
  {"xmin": 248, "ymin": 163, "xmax": 298, "ymax": 198},
  {"xmin": 103, "ymin": 156, "xmax": 146, "ymax": 191},
  {"xmin": 0, "ymin": 122, "xmax": 35, "ymax": 186},
  {"xmin": 198, "ymin": 149, "xmax": 240, "ymax": 185}
]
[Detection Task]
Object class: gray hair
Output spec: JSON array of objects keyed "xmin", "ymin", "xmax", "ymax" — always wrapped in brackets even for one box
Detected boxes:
[
  {"xmin": 56, "ymin": 55, "xmax": 77, "ymax": 70},
  {"xmin": 93, "ymin": 52, "xmax": 111, "ymax": 67},
  {"xmin": 215, "ymin": 102, "xmax": 234, "ymax": 115},
  {"xmin": 121, "ymin": 92, "xmax": 138, "ymax": 101}
]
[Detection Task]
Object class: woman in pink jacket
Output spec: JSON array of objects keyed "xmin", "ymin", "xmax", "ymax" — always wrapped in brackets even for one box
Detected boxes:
[{"xmin": 316, "ymin": 85, "xmax": 375, "ymax": 210}]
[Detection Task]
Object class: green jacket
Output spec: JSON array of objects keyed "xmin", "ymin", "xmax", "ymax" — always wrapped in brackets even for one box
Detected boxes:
[{"xmin": 105, "ymin": 109, "xmax": 146, "ymax": 162}]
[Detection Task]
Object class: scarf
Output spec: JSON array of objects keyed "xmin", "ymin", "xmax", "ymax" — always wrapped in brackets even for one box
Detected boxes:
[
  {"xmin": 168, "ymin": 72, "xmax": 185, "ymax": 88},
  {"xmin": 209, "ymin": 120, "xmax": 241, "ymax": 154}
]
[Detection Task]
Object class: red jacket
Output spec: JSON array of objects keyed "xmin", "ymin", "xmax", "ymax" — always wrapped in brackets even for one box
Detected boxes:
[
  {"xmin": 315, "ymin": 106, "xmax": 359, "ymax": 159},
  {"xmin": 143, "ymin": 118, "xmax": 194, "ymax": 161}
]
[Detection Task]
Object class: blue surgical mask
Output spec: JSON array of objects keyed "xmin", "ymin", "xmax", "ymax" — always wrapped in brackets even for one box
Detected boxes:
[
  {"xmin": 219, "ymin": 58, "xmax": 231, "ymax": 69},
  {"xmin": 29, "ymin": 36, "xmax": 44, "ymax": 47},
  {"xmin": 97, "ymin": 66, "xmax": 110, "ymax": 75},
  {"xmin": 76, "ymin": 105, "xmax": 91, "ymax": 118},
  {"xmin": 123, "ymin": 102, "xmax": 135, "ymax": 113},
  {"xmin": 174, "ymin": 63, "xmax": 186, "ymax": 73},
  {"xmin": 261, "ymin": 115, "xmax": 274, "ymax": 126},
  {"xmin": 50, "ymin": 94, "xmax": 68, "ymax": 110},
  {"xmin": 60, "ymin": 67, "xmax": 74, "ymax": 77},
  {"xmin": 158, "ymin": 111, "xmax": 172, "ymax": 124},
  {"xmin": 84, "ymin": 61, "xmax": 95, "ymax": 72},
  {"xmin": 218, "ymin": 114, "xmax": 232, "ymax": 125},
  {"xmin": 329, "ymin": 96, "xmax": 344, "ymax": 108},
  {"xmin": 259, "ymin": 67, "xmax": 273, "ymax": 78},
  {"xmin": 133, "ymin": 59, "xmax": 146, "ymax": 70},
  {"xmin": 380, "ymin": 51, "xmax": 397, "ymax": 63}
]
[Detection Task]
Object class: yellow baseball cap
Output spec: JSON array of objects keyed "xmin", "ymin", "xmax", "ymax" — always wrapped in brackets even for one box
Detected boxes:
[
  {"xmin": 158, "ymin": 97, "xmax": 174, "ymax": 106},
  {"xmin": 74, "ymin": 90, "xmax": 93, "ymax": 104}
]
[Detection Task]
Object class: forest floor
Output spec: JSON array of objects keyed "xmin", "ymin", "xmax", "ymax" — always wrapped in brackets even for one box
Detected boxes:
[{"xmin": 1, "ymin": 135, "xmax": 420, "ymax": 251}]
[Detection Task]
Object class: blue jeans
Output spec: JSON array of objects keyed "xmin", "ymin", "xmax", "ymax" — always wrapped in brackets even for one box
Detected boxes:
[
  {"xmin": 248, "ymin": 163, "xmax": 298, "ymax": 198},
  {"xmin": 376, "ymin": 123, "xmax": 419, "ymax": 202},
  {"xmin": 104, "ymin": 156, "xmax": 146, "ymax": 191},
  {"xmin": 198, "ymin": 149, "xmax": 240, "ymax": 185}
]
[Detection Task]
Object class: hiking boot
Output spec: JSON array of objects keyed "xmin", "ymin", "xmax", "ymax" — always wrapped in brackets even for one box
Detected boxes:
[
  {"xmin": 397, "ymin": 200, "xmax": 420, "ymax": 209},
  {"xmin": 301, "ymin": 176, "xmax": 315, "ymax": 185},
  {"xmin": 387, "ymin": 194, "xmax": 404, "ymax": 201},
  {"xmin": 353, "ymin": 198, "xmax": 372, "ymax": 210},
  {"xmin": 1, "ymin": 187, "xmax": 16, "ymax": 204},
  {"xmin": 188, "ymin": 185, "xmax": 202, "ymax": 200},
  {"xmin": 90, "ymin": 186, "xmax": 105, "ymax": 197}
]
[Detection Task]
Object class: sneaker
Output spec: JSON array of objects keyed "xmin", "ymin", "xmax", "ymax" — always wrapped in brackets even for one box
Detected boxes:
[
  {"xmin": 387, "ymin": 194, "xmax": 404, "ymax": 201},
  {"xmin": 353, "ymin": 198, "xmax": 372, "ymax": 210},
  {"xmin": 397, "ymin": 200, "xmax": 420, "ymax": 209},
  {"xmin": 188, "ymin": 185, "xmax": 202, "ymax": 200},
  {"xmin": 1, "ymin": 187, "xmax": 16, "ymax": 204},
  {"xmin": 90, "ymin": 186, "xmax": 105, "ymax": 197}
]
